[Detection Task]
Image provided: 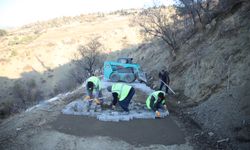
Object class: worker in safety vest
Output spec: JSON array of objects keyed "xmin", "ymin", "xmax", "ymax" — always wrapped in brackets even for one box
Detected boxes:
[
  {"xmin": 85, "ymin": 76, "xmax": 102, "ymax": 105},
  {"xmin": 146, "ymin": 91, "xmax": 167, "ymax": 117},
  {"xmin": 107, "ymin": 83, "xmax": 135, "ymax": 112}
]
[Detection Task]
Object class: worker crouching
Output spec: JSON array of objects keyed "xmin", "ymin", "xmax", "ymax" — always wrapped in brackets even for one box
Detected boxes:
[
  {"xmin": 85, "ymin": 76, "xmax": 102, "ymax": 105},
  {"xmin": 146, "ymin": 91, "xmax": 167, "ymax": 118},
  {"xmin": 107, "ymin": 83, "xmax": 135, "ymax": 112}
]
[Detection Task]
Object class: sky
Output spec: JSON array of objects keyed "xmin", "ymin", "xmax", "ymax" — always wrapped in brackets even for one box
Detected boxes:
[{"xmin": 0, "ymin": 0, "xmax": 174, "ymax": 28}]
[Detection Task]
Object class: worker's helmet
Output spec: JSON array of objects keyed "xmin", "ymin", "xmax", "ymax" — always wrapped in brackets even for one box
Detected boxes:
[
  {"xmin": 158, "ymin": 92, "xmax": 165, "ymax": 100},
  {"xmin": 107, "ymin": 86, "xmax": 112, "ymax": 92},
  {"xmin": 87, "ymin": 81, "xmax": 94, "ymax": 90}
]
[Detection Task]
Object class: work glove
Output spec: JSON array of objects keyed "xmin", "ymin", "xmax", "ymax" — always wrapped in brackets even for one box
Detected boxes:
[
  {"xmin": 84, "ymin": 96, "xmax": 90, "ymax": 100},
  {"xmin": 94, "ymin": 99, "xmax": 101, "ymax": 105},
  {"xmin": 155, "ymin": 111, "xmax": 161, "ymax": 118}
]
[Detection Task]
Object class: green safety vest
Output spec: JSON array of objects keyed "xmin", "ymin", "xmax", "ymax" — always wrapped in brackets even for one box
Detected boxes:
[
  {"xmin": 111, "ymin": 83, "xmax": 132, "ymax": 101},
  {"xmin": 146, "ymin": 91, "xmax": 166, "ymax": 109},
  {"xmin": 86, "ymin": 76, "xmax": 101, "ymax": 91}
]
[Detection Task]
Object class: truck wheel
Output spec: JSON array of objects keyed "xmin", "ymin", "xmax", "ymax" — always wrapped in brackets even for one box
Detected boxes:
[
  {"xmin": 110, "ymin": 73, "xmax": 119, "ymax": 82},
  {"xmin": 124, "ymin": 74, "xmax": 135, "ymax": 83}
]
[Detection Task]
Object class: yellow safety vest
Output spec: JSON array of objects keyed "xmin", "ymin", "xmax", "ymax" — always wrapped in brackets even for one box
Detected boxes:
[
  {"xmin": 146, "ymin": 91, "xmax": 166, "ymax": 109},
  {"xmin": 86, "ymin": 76, "xmax": 101, "ymax": 91},
  {"xmin": 111, "ymin": 83, "xmax": 132, "ymax": 101}
]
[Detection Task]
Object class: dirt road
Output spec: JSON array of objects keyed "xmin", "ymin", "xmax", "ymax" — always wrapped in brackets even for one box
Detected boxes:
[
  {"xmin": 0, "ymin": 88, "xmax": 193, "ymax": 150},
  {"xmin": 51, "ymin": 114, "xmax": 185, "ymax": 146}
]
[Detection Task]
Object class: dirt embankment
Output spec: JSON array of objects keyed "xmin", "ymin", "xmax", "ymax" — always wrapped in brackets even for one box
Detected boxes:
[{"xmin": 124, "ymin": 1, "xmax": 250, "ymax": 149}]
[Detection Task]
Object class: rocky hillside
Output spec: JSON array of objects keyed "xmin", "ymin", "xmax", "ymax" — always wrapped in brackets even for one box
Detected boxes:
[{"xmin": 125, "ymin": 1, "xmax": 250, "ymax": 148}]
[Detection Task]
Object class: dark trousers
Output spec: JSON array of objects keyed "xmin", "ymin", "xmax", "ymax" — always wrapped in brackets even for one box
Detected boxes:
[
  {"xmin": 159, "ymin": 81, "xmax": 169, "ymax": 93},
  {"xmin": 119, "ymin": 87, "xmax": 135, "ymax": 112}
]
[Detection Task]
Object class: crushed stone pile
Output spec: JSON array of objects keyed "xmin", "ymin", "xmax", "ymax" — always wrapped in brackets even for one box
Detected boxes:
[{"xmin": 62, "ymin": 99, "xmax": 169, "ymax": 122}]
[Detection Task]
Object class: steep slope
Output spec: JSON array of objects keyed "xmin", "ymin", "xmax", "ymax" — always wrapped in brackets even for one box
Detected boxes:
[
  {"xmin": 125, "ymin": 1, "xmax": 250, "ymax": 147},
  {"xmin": 0, "ymin": 14, "xmax": 143, "ymax": 106}
]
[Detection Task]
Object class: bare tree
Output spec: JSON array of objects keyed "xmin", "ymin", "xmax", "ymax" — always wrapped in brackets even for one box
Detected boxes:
[
  {"xmin": 71, "ymin": 37, "xmax": 104, "ymax": 84},
  {"xmin": 135, "ymin": 0, "xmax": 217, "ymax": 56},
  {"xmin": 175, "ymin": 0, "xmax": 214, "ymax": 30},
  {"xmin": 136, "ymin": 6, "xmax": 180, "ymax": 56}
]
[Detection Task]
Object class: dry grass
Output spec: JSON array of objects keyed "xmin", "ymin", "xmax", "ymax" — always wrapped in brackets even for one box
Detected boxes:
[{"xmin": 0, "ymin": 11, "xmax": 143, "ymax": 118}]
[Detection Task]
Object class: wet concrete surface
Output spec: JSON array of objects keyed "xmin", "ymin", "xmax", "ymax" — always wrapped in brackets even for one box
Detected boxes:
[{"xmin": 51, "ymin": 114, "xmax": 186, "ymax": 146}]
